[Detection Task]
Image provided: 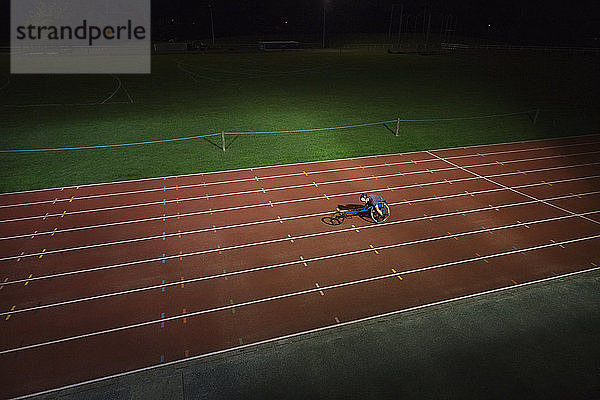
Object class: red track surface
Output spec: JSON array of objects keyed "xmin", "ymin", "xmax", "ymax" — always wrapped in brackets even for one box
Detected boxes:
[{"xmin": 1, "ymin": 135, "xmax": 600, "ymax": 399}]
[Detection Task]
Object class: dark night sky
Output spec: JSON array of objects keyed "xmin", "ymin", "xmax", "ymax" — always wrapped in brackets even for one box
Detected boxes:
[{"xmin": 2, "ymin": 0, "xmax": 600, "ymax": 45}]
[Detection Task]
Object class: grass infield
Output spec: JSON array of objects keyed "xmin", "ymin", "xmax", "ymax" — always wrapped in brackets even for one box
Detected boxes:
[{"xmin": 1, "ymin": 51, "xmax": 598, "ymax": 192}]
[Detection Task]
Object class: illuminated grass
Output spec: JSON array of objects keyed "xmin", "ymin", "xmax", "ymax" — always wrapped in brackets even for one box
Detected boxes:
[{"xmin": 0, "ymin": 51, "xmax": 598, "ymax": 191}]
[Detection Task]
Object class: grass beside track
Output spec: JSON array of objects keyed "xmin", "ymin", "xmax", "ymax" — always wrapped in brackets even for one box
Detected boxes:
[{"xmin": 1, "ymin": 51, "xmax": 599, "ymax": 192}]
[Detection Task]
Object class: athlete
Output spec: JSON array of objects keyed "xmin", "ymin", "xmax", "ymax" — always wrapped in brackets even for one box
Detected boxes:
[{"xmin": 360, "ymin": 193, "xmax": 387, "ymax": 217}]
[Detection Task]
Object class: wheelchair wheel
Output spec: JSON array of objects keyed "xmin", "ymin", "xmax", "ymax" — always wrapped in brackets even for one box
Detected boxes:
[
  {"xmin": 370, "ymin": 202, "xmax": 390, "ymax": 223},
  {"xmin": 332, "ymin": 211, "xmax": 346, "ymax": 225}
]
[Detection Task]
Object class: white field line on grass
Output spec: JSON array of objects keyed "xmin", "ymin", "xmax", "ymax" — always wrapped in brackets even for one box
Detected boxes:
[
  {"xmin": 99, "ymin": 75, "xmax": 123, "ymax": 104},
  {"xmin": 2, "ymin": 75, "xmax": 125, "ymax": 108},
  {"xmin": 1, "ymin": 158, "xmax": 599, "ymax": 226},
  {"xmin": 1, "ymin": 169, "xmax": 599, "ymax": 246},
  {"xmin": 2, "ymin": 133, "xmax": 598, "ymax": 197},
  {"xmin": 10, "ymin": 267, "xmax": 600, "ymax": 400},
  {"xmin": 119, "ymin": 78, "xmax": 134, "ymax": 104},
  {"xmin": 2, "ymin": 143, "xmax": 599, "ymax": 209},
  {"xmin": 3, "ymin": 198, "xmax": 599, "ymax": 298},
  {"xmin": 1, "ymin": 234, "xmax": 599, "ymax": 357},
  {"xmin": 429, "ymin": 150, "xmax": 600, "ymax": 227},
  {"xmin": 3, "ymin": 185, "xmax": 599, "ymax": 263}
]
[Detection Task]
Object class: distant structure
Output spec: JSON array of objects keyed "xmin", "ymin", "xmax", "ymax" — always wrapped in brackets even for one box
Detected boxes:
[{"xmin": 258, "ymin": 41, "xmax": 301, "ymax": 51}]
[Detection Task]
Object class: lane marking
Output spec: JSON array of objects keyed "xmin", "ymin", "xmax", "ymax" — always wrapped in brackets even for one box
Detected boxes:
[
  {"xmin": 300, "ymin": 256, "xmax": 307, "ymax": 267},
  {"xmin": 5, "ymin": 305, "xmax": 16, "ymax": 320},
  {"xmin": 5, "ymin": 206, "xmax": 600, "ymax": 291},
  {"xmin": 11, "ymin": 267, "xmax": 600, "ymax": 400},
  {"xmin": 0, "ymin": 169, "xmax": 595, "ymax": 253},
  {"xmin": 315, "ymin": 283, "xmax": 324, "ymax": 296},
  {"xmin": 2, "ymin": 151, "xmax": 599, "ymax": 224},
  {"xmin": 429, "ymin": 151, "xmax": 600, "ymax": 228},
  {"xmin": 2, "ymin": 243, "xmax": 598, "ymax": 355}
]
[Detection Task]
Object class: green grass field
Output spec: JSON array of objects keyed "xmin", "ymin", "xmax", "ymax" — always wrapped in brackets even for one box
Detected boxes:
[{"xmin": 1, "ymin": 50, "xmax": 599, "ymax": 192}]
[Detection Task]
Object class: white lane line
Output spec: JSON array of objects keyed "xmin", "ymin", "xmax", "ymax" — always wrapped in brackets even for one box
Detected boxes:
[
  {"xmin": 1, "ymin": 133, "xmax": 598, "ymax": 197},
  {"xmin": 429, "ymin": 151, "xmax": 600, "ymax": 227},
  {"xmin": 2, "ymin": 146, "xmax": 599, "ymax": 209},
  {"xmin": 3, "ymin": 186, "xmax": 599, "ymax": 264},
  {"xmin": 3, "ymin": 171, "xmax": 599, "ymax": 244},
  {"xmin": 4, "ymin": 209, "xmax": 599, "ymax": 313},
  {"xmin": 1, "ymin": 169, "xmax": 598, "ymax": 251},
  {"xmin": 10, "ymin": 265, "xmax": 599, "ymax": 400},
  {"xmin": 1, "ymin": 235, "xmax": 598, "ymax": 357},
  {"xmin": 2, "ymin": 160, "xmax": 599, "ymax": 225}
]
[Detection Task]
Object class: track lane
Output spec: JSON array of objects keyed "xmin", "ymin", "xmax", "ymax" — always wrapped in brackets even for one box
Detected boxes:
[
  {"xmin": 1, "ymin": 183, "xmax": 598, "ymax": 299},
  {"xmin": 1, "ymin": 161, "xmax": 598, "ymax": 254},
  {"xmin": 1, "ymin": 238, "xmax": 598, "ymax": 399},
  {"xmin": 2, "ymin": 205, "xmax": 599, "ymax": 352}
]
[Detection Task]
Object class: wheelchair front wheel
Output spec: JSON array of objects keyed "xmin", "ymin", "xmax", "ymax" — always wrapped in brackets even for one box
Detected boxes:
[{"xmin": 370, "ymin": 202, "xmax": 390, "ymax": 223}]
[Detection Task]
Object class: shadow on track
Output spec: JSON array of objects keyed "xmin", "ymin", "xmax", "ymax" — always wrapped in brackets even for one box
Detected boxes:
[{"xmin": 321, "ymin": 204, "xmax": 372, "ymax": 226}]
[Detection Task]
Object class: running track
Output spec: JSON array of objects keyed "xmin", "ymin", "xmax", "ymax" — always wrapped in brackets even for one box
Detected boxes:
[{"xmin": 1, "ymin": 134, "xmax": 600, "ymax": 399}]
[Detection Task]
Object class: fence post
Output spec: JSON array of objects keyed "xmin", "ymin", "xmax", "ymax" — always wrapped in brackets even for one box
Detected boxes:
[
  {"xmin": 395, "ymin": 117, "xmax": 400, "ymax": 136},
  {"xmin": 221, "ymin": 131, "xmax": 226, "ymax": 151},
  {"xmin": 533, "ymin": 108, "xmax": 540, "ymax": 125}
]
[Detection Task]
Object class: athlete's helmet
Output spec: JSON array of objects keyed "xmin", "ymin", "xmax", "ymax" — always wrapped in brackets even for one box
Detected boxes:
[{"xmin": 360, "ymin": 193, "xmax": 368, "ymax": 202}]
